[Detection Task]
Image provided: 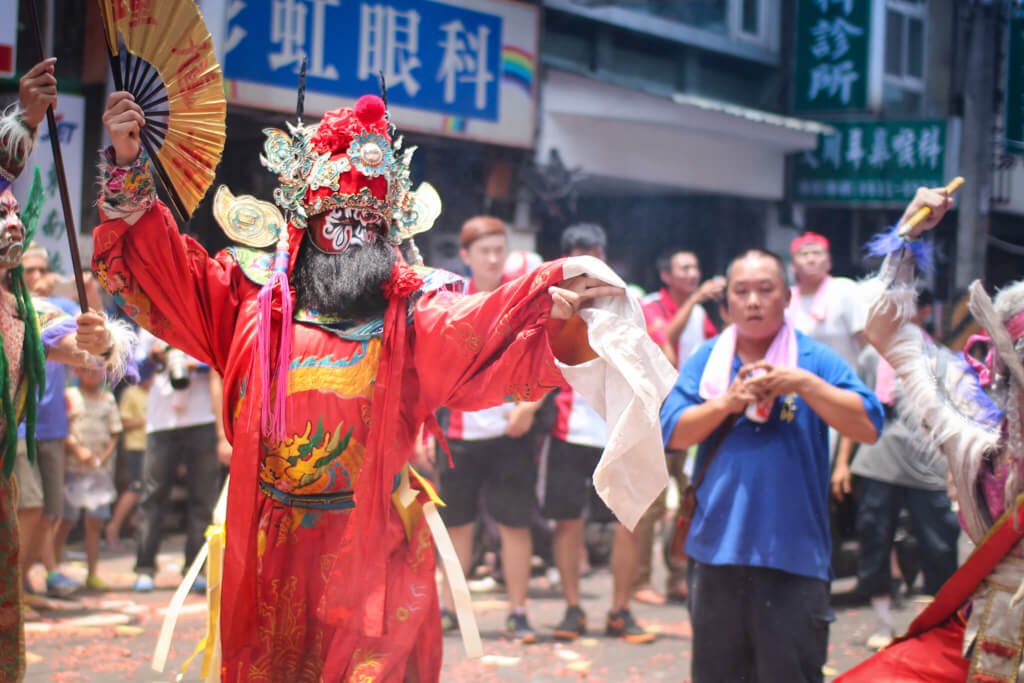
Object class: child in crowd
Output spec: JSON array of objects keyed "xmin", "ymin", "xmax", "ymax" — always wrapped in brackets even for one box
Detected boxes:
[
  {"xmin": 54, "ymin": 366, "xmax": 123, "ymax": 590},
  {"xmin": 106, "ymin": 363, "xmax": 154, "ymax": 547}
]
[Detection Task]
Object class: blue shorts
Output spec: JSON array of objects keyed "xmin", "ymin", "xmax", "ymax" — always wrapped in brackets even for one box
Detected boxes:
[
  {"xmin": 62, "ymin": 471, "xmax": 113, "ymax": 521},
  {"xmin": 62, "ymin": 500, "xmax": 111, "ymax": 522}
]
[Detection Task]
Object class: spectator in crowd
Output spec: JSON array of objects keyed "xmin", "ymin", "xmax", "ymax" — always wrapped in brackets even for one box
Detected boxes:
[
  {"xmin": 132, "ymin": 329, "xmax": 220, "ymax": 592},
  {"xmin": 545, "ymin": 223, "xmax": 654, "ymax": 644},
  {"xmin": 644, "ymin": 249, "xmax": 725, "ymax": 368},
  {"xmin": 830, "ymin": 289, "xmax": 959, "ymax": 651},
  {"xmin": 437, "ymin": 215, "xmax": 545, "ymax": 643},
  {"xmin": 53, "ymin": 366, "xmax": 122, "ymax": 590},
  {"xmin": 661, "ymin": 248, "xmax": 883, "ymax": 682},
  {"xmin": 13, "ymin": 243, "xmax": 81, "ymax": 599},
  {"xmin": 105, "ymin": 361, "xmax": 154, "ymax": 546},
  {"xmin": 787, "ymin": 232, "xmax": 867, "ymax": 367},
  {"xmin": 636, "ymin": 249, "xmax": 724, "ymax": 604},
  {"xmin": 788, "ymin": 232, "xmax": 868, "ymax": 468}
]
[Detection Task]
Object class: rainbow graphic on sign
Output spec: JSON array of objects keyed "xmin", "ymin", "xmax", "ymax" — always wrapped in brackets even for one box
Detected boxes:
[
  {"xmin": 442, "ymin": 116, "xmax": 467, "ymax": 133},
  {"xmin": 501, "ymin": 45, "xmax": 534, "ymax": 97}
]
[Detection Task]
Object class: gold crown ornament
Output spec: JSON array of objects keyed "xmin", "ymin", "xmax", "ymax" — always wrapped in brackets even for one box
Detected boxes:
[{"xmin": 258, "ymin": 95, "xmax": 440, "ymax": 244}]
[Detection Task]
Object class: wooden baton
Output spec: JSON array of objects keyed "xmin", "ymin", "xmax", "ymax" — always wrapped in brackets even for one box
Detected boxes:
[{"xmin": 897, "ymin": 176, "xmax": 965, "ymax": 238}]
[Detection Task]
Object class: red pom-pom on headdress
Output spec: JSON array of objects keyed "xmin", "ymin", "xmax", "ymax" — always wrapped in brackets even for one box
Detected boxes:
[
  {"xmin": 354, "ymin": 95, "xmax": 387, "ymax": 127},
  {"xmin": 309, "ymin": 99, "xmax": 390, "ymax": 156}
]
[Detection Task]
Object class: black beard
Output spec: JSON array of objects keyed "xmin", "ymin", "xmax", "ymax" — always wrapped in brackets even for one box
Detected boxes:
[{"xmin": 293, "ymin": 234, "xmax": 396, "ymax": 319}]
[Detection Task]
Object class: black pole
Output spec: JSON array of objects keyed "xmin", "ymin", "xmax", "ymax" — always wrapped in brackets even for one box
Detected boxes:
[
  {"xmin": 296, "ymin": 57, "xmax": 307, "ymax": 124},
  {"xmin": 23, "ymin": 0, "xmax": 88, "ymax": 312}
]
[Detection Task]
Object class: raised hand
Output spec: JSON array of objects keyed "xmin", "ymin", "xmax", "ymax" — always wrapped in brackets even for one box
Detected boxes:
[
  {"xmin": 102, "ymin": 91, "xmax": 146, "ymax": 166},
  {"xmin": 549, "ymin": 275, "xmax": 625, "ymax": 320},
  {"xmin": 19, "ymin": 58, "xmax": 57, "ymax": 129},
  {"xmin": 696, "ymin": 276, "xmax": 726, "ymax": 303},
  {"xmin": 897, "ymin": 185, "xmax": 955, "ymax": 239}
]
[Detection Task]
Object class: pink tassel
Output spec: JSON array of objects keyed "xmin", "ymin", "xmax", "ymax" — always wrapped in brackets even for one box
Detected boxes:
[{"xmin": 254, "ymin": 247, "xmax": 293, "ymax": 442}]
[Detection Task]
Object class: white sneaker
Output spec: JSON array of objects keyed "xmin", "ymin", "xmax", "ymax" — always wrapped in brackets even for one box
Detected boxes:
[
  {"xmin": 467, "ymin": 576, "xmax": 499, "ymax": 593},
  {"xmin": 866, "ymin": 631, "xmax": 893, "ymax": 651}
]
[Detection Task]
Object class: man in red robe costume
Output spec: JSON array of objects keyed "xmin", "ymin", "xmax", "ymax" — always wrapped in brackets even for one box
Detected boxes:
[{"xmin": 94, "ymin": 89, "xmax": 628, "ymax": 682}]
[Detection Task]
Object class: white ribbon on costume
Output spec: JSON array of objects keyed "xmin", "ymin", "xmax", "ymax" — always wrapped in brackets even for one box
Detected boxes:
[
  {"xmin": 152, "ymin": 478, "xmax": 230, "ymax": 675},
  {"xmin": 424, "ymin": 502, "xmax": 483, "ymax": 658},
  {"xmin": 393, "ymin": 466, "xmax": 482, "ymax": 659}
]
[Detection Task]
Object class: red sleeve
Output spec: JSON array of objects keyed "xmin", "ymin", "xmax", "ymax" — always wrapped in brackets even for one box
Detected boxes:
[
  {"xmin": 92, "ymin": 200, "xmax": 242, "ymax": 373},
  {"xmin": 412, "ymin": 260, "xmax": 568, "ymax": 414},
  {"xmin": 642, "ymin": 300, "xmax": 668, "ymax": 347}
]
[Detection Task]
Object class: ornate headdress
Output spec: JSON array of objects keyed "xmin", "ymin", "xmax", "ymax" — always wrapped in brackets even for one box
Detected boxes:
[
  {"xmin": 259, "ymin": 94, "xmax": 440, "ymax": 242},
  {"xmin": 244, "ymin": 95, "xmax": 440, "ymax": 442},
  {"xmin": 963, "ymin": 280, "xmax": 1024, "ymax": 514}
]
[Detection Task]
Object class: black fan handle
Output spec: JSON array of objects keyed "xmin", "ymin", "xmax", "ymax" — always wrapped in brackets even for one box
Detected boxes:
[
  {"xmin": 296, "ymin": 57, "xmax": 306, "ymax": 125},
  {"xmin": 23, "ymin": 0, "xmax": 89, "ymax": 312}
]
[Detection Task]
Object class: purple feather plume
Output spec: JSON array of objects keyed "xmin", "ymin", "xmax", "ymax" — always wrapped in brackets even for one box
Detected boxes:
[{"xmin": 864, "ymin": 225, "xmax": 934, "ymax": 275}]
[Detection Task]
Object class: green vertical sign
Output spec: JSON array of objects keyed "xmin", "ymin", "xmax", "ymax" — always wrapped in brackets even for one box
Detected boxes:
[
  {"xmin": 1007, "ymin": 15, "xmax": 1024, "ymax": 151},
  {"xmin": 792, "ymin": 120, "xmax": 948, "ymax": 203},
  {"xmin": 794, "ymin": 0, "xmax": 871, "ymax": 112}
]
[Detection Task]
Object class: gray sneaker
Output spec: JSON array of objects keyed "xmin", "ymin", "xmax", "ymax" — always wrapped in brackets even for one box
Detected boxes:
[
  {"xmin": 44, "ymin": 572, "xmax": 80, "ymax": 598},
  {"xmin": 505, "ymin": 612, "xmax": 537, "ymax": 644}
]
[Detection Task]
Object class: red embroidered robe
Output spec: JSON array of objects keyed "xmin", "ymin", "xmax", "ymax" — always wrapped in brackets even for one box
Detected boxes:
[{"xmin": 92, "ymin": 200, "xmax": 577, "ymax": 682}]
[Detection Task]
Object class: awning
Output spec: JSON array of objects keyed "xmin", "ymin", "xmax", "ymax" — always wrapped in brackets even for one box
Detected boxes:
[{"xmin": 537, "ymin": 70, "xmax": 832, "ymax": 200}]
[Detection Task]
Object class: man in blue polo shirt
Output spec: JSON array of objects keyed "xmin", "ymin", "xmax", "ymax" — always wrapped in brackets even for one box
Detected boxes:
[{"xmin": 661, "ymin": 248, "xmax": 884, "ymax": 683}]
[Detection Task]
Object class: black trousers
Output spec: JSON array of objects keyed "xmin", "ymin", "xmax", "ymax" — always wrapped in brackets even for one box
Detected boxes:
[
  {"xmin": 687, "ymin": 561, "xmax": 833, "ymax": 683},
  {"xmin": 855, "ymin": 477, "xmax": 959, "ymax": 597},
  {"xmin": 135, "ymin": 423, "xmax": 219, "ymax": 574}
]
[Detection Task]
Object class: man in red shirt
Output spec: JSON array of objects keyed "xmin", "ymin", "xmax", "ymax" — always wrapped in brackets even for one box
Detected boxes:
[
  {"xmin": 642, "ymin": 250, "xmax": 724, "ymax": 367},
  {"xmin": 544, "ymin": 224, "xmax": 654, "ymax": 644},
  {"xmin": 635, "ymin": 249, "xmax": 724, "ymax": 603}
]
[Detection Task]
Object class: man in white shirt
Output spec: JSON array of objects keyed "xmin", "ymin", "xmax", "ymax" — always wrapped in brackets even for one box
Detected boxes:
[
  {"xmin": 132, "ymin": 329, "xmax": 220, "ymax": 592},
  {"xmin": 787, "ymin": 232, "xmax": 867, "ymax": 369}
]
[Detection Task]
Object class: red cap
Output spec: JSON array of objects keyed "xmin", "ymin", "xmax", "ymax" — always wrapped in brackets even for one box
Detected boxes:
[{"xmin": 790, "ymin": 232, "xmax": 830, "ymax": 255}]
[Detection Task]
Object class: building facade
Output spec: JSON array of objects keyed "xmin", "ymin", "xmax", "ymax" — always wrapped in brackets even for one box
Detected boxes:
[
  {"xmin": 0, "ymin": 0, "xmax": 1015, "ymax": 315},
  {"xmin": 531, "ymin": 0, "xmax": 825, "ymax": 292}
]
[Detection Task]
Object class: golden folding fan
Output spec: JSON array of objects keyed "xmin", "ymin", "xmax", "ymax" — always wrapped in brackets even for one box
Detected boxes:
[{"xmin": 96, "ymin": 0, "xmax": 226, "ymax": 220}]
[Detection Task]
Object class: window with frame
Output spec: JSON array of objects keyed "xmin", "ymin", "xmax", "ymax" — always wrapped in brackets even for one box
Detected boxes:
[
  {"xmin": 883, "ymin": 0, "xmax": 927, "ymax": 114},
  {"xmin": 737, "ymin": 0, "xmax": 763, "ymax": 40},
  {"xmin": 616, "ymin": 0, "xmax": 773, "ymax": 45},
  {"xmin": 622, "ymin": 0, "xmax": 729, "ymax": 35},
  {"xmin": 731, "ymin": 0, "xmax": 778, "ymax": 50}
]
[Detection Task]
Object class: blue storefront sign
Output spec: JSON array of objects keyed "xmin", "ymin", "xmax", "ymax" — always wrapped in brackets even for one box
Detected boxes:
[{"xmin": 223, "ymin": 0, "xmax": 539, "ymax": 146}]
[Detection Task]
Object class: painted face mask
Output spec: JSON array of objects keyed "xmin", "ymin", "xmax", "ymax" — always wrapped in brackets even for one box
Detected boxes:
[
  {"xmin": 0, "ymin": 195, "xmax": 25, "ymax": 269},
  {"xmin": 310, "ymin": 207, "xmax": 387, "ymax": 254}
]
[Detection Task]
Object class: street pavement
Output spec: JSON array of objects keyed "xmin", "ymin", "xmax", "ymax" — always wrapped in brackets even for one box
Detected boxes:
[{"xmin": 21, "ymin": 534, "xmax": 930, "ymax": 682}]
